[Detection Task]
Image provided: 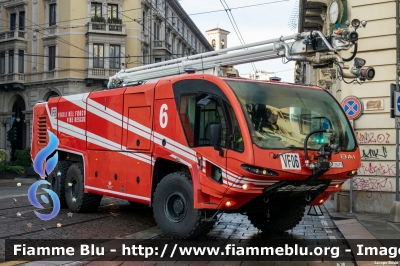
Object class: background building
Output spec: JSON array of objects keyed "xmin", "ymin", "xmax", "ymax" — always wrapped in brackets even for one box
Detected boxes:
[
  {"xmin": 298, "ymin": 0, "xmax": 396, "ymax": 214},
  {"xmin": 205, "ymin": 27, "xmax": 229, "ymax": 50},
  {"xmin": 241, "ymin": 70, "xmax": 276, "ymax": 81},
  {"xmin": 0, "ymin": 0, "xmax": 213, "ymax": 158}
]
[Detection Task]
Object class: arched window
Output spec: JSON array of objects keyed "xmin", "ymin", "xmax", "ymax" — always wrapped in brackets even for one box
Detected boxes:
[
  {"xmin": 221, "ymin": 39, "xmax": 225, "ymax": 49},
  {"xmin": 46, "ymin": 91, "xmax": 60, "ymax": 100},
  {"xmin": 211, "ymin": 39, "xmax": 216, "ymax": 48}
]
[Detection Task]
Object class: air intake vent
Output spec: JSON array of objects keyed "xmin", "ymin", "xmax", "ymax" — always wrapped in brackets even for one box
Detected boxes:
[{"xmin": 37, "ymin": 116, "xmax": 47, "ymax": 145}]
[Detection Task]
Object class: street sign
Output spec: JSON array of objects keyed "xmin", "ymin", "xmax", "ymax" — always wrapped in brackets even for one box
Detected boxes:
[
  {"xmin": 395, "ymin": 91, "xmax": 400, "ymax": 116},
  {"xmin": 341, "ymin": 96, "xmax": 363, "ymax": 120},
  {"xmin": 322, "ymin": 118, "xmax": 330, "ymax": 129},
  {"xmin": 396, "ymin": 117, "xmax": 400, "ymax": 128}
]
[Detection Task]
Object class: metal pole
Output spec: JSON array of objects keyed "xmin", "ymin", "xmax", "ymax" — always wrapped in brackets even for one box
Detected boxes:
[
  {"xmin": 349, "ymin": 178, "xmax": 353, "ymax": 213},
  {"xmin": 396, "ymin": 0, "xmax": 400, "ymax": 201}
]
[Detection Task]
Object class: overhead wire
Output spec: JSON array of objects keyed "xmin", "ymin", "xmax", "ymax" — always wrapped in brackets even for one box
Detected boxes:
[
  {"xmin": 220, "ymin": 0, "xmax": 257, "ymax": 72},
  {"xmin": 0, "ymin": 0, "xmax": 290, "ymax": 73},
  {"xmin": 189, "ymin": 0, "xmax": 290, "ymax": 16},
  {"xmin": 0, "ymin": 50, "xmax": 88, "ymax": 75}
]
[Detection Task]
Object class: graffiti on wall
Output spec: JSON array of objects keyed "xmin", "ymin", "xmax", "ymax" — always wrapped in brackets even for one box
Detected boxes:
[
  {"xmin": 358, "ymin": 162, "xmax": 396, "ymax": 176},
  {"xmin": 361, "ymin": 146, "xmax": 388, "ymax": 159},
  {"xmin": 353, "ymin": 177, "xmax": 393, "ymax": 198},
  {"xmin": 355, "ymin": 131, "xmax": 391, "ymax": 144}
]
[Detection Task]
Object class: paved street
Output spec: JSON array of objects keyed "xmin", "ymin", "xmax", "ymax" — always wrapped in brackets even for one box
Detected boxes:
[{"xmin": 0, "ymin": 181, "xmax": 354, "ymax": 265}]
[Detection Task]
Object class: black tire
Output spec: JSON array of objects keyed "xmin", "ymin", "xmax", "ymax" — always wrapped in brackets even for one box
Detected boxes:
[
  {"xmin": 65, "ymin": 163, "xmax": 102, "ymax": 212},
  {"xmin": 247, "ymin": 206, "xmax": 305, "ymax": 233},
  {"xmin": 47, "ymin": 161, "xmax": 71, "ymax": 208},
  {"xmin": 152, "ymin": 171, "xmax": 215, "ymax": 239}
]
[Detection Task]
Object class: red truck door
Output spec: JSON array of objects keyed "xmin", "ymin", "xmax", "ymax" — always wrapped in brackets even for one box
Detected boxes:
[
  {"xmin": 122, "ymin": 84, "xmax": 155, "ymax": 203},
  {"xmin": 177, "ymin": 92, "xmax": 228, "ymax": 196}
]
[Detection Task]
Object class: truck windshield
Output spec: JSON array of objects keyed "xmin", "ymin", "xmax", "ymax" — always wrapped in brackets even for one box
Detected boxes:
[{"xmin": 225, "ymin": 80, "xmax": 356, "ymax": 151}]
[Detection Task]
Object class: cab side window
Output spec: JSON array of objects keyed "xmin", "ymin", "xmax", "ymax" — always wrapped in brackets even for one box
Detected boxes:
[
  {"xmin": 179, "ymin": 93, "xmax": 229, "ymax": 148},
  {"xmin": 226, "ymin": 104, "xmax": 244, "ymax": 152}
]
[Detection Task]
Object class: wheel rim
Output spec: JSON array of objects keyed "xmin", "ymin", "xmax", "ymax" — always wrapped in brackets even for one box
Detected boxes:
[
  {"xmin": 165, "ymin": 192, "xmax": 187, "ymax": 222},
  {"xmin": 70, "ymin": 179, "xmax": 78, "ymax": 198}
]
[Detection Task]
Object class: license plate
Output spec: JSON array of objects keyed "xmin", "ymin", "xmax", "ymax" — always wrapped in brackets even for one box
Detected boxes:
[
  {"xmin": 330, "ymin": 162, "xmax": 344, "ymax": 168},
  {"xmin": 280, "ymin": 153, "xmax": 301, "ymax": 170}
]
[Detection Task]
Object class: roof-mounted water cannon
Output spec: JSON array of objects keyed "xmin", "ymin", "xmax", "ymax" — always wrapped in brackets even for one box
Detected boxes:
[{"xmin": 341, "ymin": 57, "xmax": 375, "ymax": 81}]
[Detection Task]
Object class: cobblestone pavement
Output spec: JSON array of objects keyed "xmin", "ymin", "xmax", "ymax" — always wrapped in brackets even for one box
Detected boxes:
[
  {"xmin": 0, "ymin": 182, "xmax": 156, "ymax": 263},
  {"xmin": 0, "ymin": 182, "xmax": 354, "ymax": 265}
]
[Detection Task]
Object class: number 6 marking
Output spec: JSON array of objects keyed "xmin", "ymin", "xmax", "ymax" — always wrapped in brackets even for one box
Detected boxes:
[{"xmin": 160, "ymin": 104, "xmax": 168, "ymax": 128}]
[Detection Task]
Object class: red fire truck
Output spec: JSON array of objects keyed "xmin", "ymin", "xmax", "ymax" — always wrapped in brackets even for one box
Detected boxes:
[{"xmin": 31, "ymin": 21, "xmax": 374, "ymax": 239}]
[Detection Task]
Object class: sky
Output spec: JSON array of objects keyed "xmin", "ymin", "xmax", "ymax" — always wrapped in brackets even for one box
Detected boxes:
[{"xmin": 179, "ymin": 0, "xmax": 298, "ymax": 82}]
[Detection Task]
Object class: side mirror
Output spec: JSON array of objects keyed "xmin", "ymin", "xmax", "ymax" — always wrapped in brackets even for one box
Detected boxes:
[{"xmin": 209, "ymin": 123, "xmax": 224, "ymax": 156}]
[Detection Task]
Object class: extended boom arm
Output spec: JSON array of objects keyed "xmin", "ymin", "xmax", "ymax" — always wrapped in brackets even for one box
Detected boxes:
[{"xmin": 108, "ymin": 18, "xmax": 374, "ymax": 89}]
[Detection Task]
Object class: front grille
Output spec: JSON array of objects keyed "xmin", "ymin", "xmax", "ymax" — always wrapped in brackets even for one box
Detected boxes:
[{"xmin": 37, "ymin": 116, "xmax": 47, "ymax": 145}]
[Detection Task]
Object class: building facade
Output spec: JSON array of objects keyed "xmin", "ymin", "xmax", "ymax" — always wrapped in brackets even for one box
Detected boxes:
[
  {"xmin": 298, "ymin": 0, "xmax": 396, "ymax": 214},
  {"xmin": 0, "ymin": 0, "xmax": 213, "ymax": 157},
  {"xmin": 205, "ymin": 27, "xmax": 229, "ymax": 50},
  {"xmin": 241, "ymin": 70, "xmax": 276, "ymax": 81}
]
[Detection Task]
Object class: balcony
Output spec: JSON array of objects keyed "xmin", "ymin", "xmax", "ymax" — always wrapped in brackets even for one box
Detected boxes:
[
  {"xmin": 87, "ymin": 22, "xmax": 126, "ymax": 35},
  {"xmin": 87, "ymin": 68, "xmax": 119, "ymax": 79},
  {"xmin": 45, "ymin": 26, "xmax": 57, "ymax": 35},
  {"xmin": 0, "ymin": 73, "xmax": 25, "ymax": 83},
  {"xmin": 0, "ymin": 30, "xmax": 26, "ymax": 42},
  {"xmin": 153, "ymin": 40, "xmax": 172, "ymax": 54},
  {"xmin": 1, "ymin": 0, "xmax": 27, "ymax": 8},
  {"xmin": 141, "ymin": 32, "xmax": 150, "ymax": 44}
]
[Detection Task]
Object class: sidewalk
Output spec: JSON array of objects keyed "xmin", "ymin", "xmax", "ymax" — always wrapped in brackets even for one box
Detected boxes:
[
  {"xmin": 325, "ymin": 199, "xmax": 400, "ymax": 239},
  {"xmin": 324, "ymin": 199, "xmax": 400, "ymax": 266}
]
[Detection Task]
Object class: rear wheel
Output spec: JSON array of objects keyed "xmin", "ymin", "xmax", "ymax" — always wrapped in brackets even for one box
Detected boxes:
[
  {"xmin": 247, "ymin": 206, "xmax": 305, "ymax": 233},
  {"xmin": 65, "ymin": 163, "xmax": 102, "ymax": 212},
  {"xmin": 47, "ymin": 161, "xmax": 71, "ymax": 208},
  {"xmin": 152, "ymin": 171, "xmax": 215, "ymax": 239}
]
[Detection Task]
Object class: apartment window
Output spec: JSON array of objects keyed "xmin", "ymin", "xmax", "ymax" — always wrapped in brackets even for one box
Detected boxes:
[
  {"xmin": 166, "ymin": 29, "xmax": 170, "ymax": 44},
  {"xmin": 142, "ymin": 12, "xmax": 145, "ymax": 31},
  {"xmin": 91, "ymin": 2, "xmax": 102, "ymax": 18},
  {"xmin": 108, "ymin": 4, "xmax": 118, "ymax": 20},
  {"xmin": 10, "ymin": 13, "xmax": 16, "ymax": 30},
  {"xmin": 19, "ymin": 11, "xmax": 25, "ymax": 30},
  {"xmin": 0, "ymin": 52, "xmax": 5, "ymax": 74},
  {"xmin": 18, "ymin": 50, "xmax": 24, "ymax": 73},
  {"xmin": 9, "ymin": 50, "xmax": 14, "ymax": 73},
  {"xmin": 93, "ymin": 44, "xmax": 104, "ymax": 68},
  {"xmin": 155, "ymin": 58, "xmax": 161, "ymax": 63},
  {"xmin": 171, "ymin": 36, "xmax": 175, "ymax": 53},
  {"xmin": 153, "ymin": 22, "xmax": 160, "ymax": 40},
  {"xmin": 49, "ymin": 4, "xmax": 57, "ymax": 26},
  {"xmin": 110, "ymin": 45, "xmax": 120, "ymax": 69},
  {"xmin": 49, "ymin": 46, "xmax": 56, "ymax": 70}
]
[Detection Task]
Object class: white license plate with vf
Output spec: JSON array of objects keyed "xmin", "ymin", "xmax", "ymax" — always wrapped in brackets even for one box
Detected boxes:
[{"xmin": 280, "ymin": 153, "xmax": 301, "ymax": 170}]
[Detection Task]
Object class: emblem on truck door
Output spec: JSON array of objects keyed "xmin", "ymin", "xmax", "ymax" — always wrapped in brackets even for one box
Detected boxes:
[{"xmin": 280, "ymin": 153, "xmax": 301, "ymax": 170}]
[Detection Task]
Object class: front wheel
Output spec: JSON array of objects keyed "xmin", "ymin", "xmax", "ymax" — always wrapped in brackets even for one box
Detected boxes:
[
  {"xmin": 152, "ymin": 172, "xmax": 215, "ymax": 239},
  {"xmin": 247, "ymin": 206, "xmax": 305, "ymax": 233}
]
